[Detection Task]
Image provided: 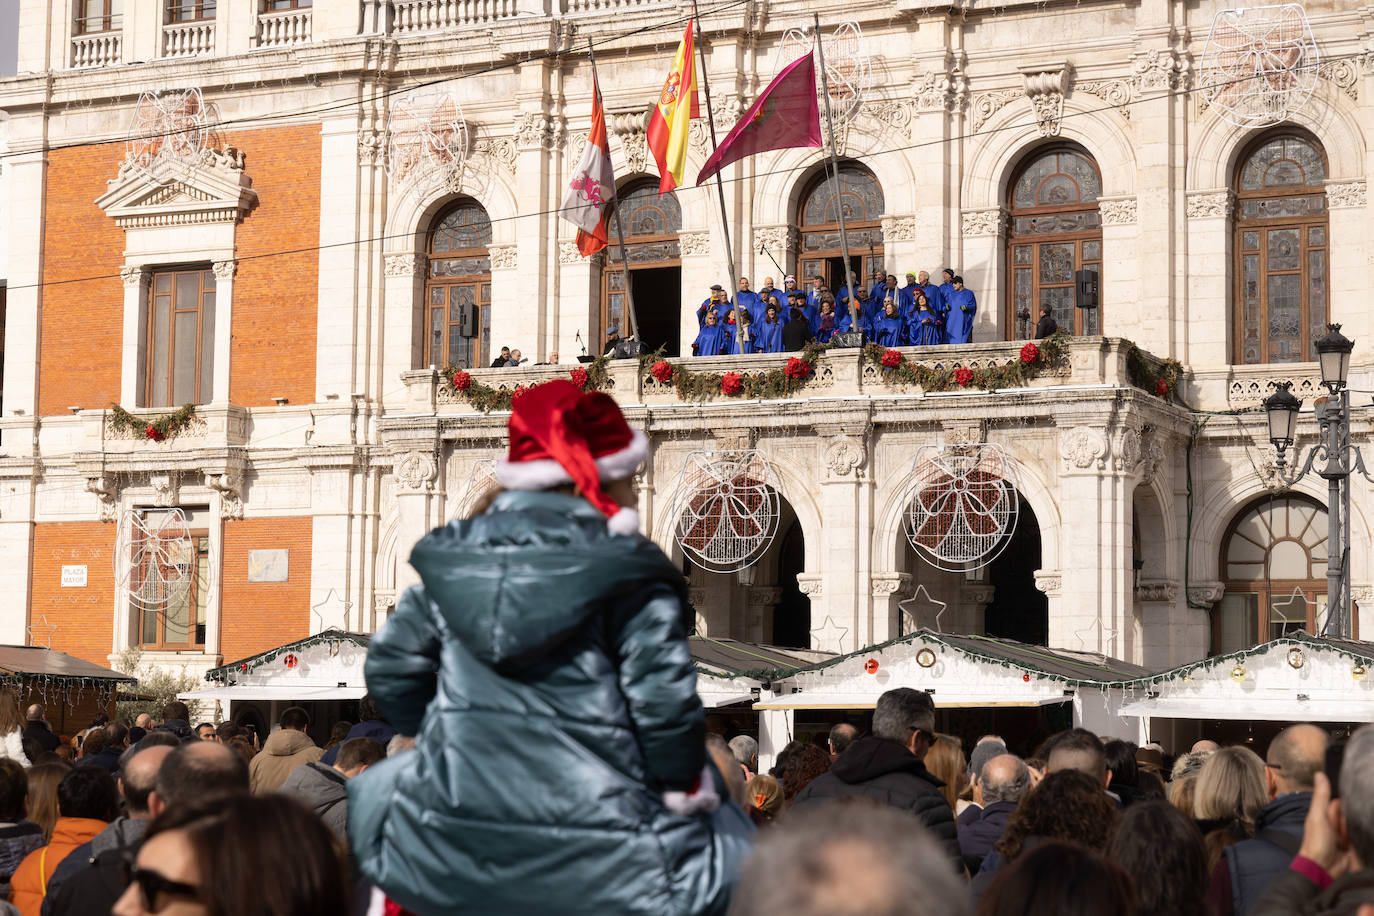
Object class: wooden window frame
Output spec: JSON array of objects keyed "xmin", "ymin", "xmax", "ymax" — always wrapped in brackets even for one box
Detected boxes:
[
  {"xmin": 136, "ymin": 531, "xmax": 210, "ymax": 651},
  {"xmin": 601, "ymin": 178, "xmax": 682, "ymax": 340},
  {"xmin": 1232, "ymin": 131, "xmax": 1329, "ymax": 366},
  {"xmin": 265, "ymin": 0, "xmax": 310, "ymax": 10},
  {"xmin": 797, "ymin": 162, "xmax": 885, "ymax": 295},
  {"xmin": 75, "ymin": 0, "xmax": 121, "ymax": 33},
  {"xmin": 144, "ymin": 267, "xmax": 215, "ymax": 408},
  {"xmin": 424, "ymin": 200, "xmax": 492, "ymax": 370},
  {"xmin": 1005, "ymin": 145, "xmax": 1103, "ymax": 340},
  {"xmin": 166, "ymin": 0, "xmax": 215, "ymax": 22}
]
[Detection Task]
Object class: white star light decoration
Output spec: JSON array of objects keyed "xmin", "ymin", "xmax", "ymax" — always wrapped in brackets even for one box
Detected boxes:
[
  {"xmin": 27, "ymin": 616, "xmax": 56, "ymax": 649},
  {"xmin": 311, "ymin": 590, "xmax": 351, "ymax": 633},
  {"xmin": 898, "ymin": 584, "xmax": 949, "ymax": 634},
  {"xmin": 810, "ymin": 616, "xmax": 849, "ymax": 653}
]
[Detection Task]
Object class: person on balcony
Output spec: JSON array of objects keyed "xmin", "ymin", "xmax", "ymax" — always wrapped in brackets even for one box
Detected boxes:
[
  {"xmin": 723, "ymin": 308, "xmax": 753, "ymax": 356},
  {"xmin": 944, "ymin": 276, "xmax": 978, "ymax": 345},
  {"xmin": 781, "ymin": 307, "xmax": 815, "ymax": 351},
  {"xmin": 696, "ymin": 284, "xmax": 730, "ymax": 327},
  {"xmin": 898, "ymin": 272, "xmax": 919, "ymax": 313},
  {"xmin": 753, "ymin": 300, "xmax": 785, "ymax": 354},
  {"xmin": 1035, "ymin": 304, "xmax": 1060, "ymax": 339},
  {"xmin": 910, "ymin": 289, "xmax": 944, "ymax": 347},
  {"xmin": 691, "ymin": 310, "xmax": 730, "ymax": 357},
  {"xmin": 919, "ymin": 270, "xmax": 944, "ymax": 316},
  {"xmin": 872, "ymin": 296, "xmax": 906, "ymax": 348},
  {"xmin": 734, "ymin": 277, "xmax": 761, "ymax": 318}
]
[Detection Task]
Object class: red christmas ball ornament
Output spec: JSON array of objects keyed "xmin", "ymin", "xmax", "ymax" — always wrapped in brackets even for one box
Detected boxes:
[
  {"xmin": 650, "ymin": 360, "xmax": 674, "ymax": 383},
  {"xmin": 239, "ymin": 662, "xmax": 249, "ymax": 672},
  {"xmin": 451, "ymin": 370, "xmax": 472, "ymax": 392},
  {"xmin": 1019, "ymin": 341, "xmax": 1040, "ymax": 364},
  {"xmin": 954, "ymin": 367, "xmax": 975, "ymax": 387},
  {"xmin": 864, "ymin": 658, "xmax": 880, "ymax": 674},
  {"xmin": 1022, "ymin": 673, "xmax": 1031, "ymax": 682},
  {"xmin": 283, "ymin": 653, "xmax": 299, "ymax": 669},
  {"xmin": 881, "ymin": 348, "xmax": 903, "ymax": 368}
]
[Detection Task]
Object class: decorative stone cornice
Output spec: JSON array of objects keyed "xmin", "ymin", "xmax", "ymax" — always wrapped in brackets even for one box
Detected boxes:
[
  {"xmin": 1076, "ymin": 79, "xmax": 1132, "ymax": 119},
  {"xmin": 98, "ymin": 147, "xmax": 257, "ymax": 229},
  {"xmin": 1034, "ymin": 569, "xmax": 1062, "ymax": 595},
  {"xmin": 1098, "ymin": 196, "xmax": 1138, "ymax": 226},
  {"xmin": 969, "ymin": 88, "xmax": 1021, "ymax": 132},
  {"xmin": 960, "ymin": 208, "xmax": 1006, "ymax": 238},
  {"xmin": 1186, "ymin": 190, "xmax": 1232, "ymax": 219},
  {"xmin": 1325, "ymin": 179, "xmax": 1367, "ymax": 210},
  {"xmin": 384, "ymin": 252, "xmax": 426, "ymax": 278}
]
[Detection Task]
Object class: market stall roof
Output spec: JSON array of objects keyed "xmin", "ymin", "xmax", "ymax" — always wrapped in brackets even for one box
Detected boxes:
[
  {"xmin": 180, "ymin": 630, "xmax": 371, "ymax": 703},
  {"xmin": 204, "ymin": 631, "xmax": 371, "ymax": 684},
  {"xmin": 0, "ymin": 646, "xmax": 134, "ymax": 685},
  {"xmin": 1117, "ymin": 631, "xmax": 1374, "ymax": 723},
  {"xmin": 755, "ymin": 629, "xmax": 1148, "ymax": 711},
  {"xmin": 688, "ymin": 636, "xmax": 829, "ymax": 681}
]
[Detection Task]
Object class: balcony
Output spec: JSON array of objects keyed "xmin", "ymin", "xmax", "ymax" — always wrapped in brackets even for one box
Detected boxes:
[
  {"xmin": 391, "ymin": 0, "xmax": 518, "ymax": 34},
  {"xmin": 256, "ymin": 7, "xmax": 312, "ymax": 48},
  {"xmin": 162, "ymin": 21, "xmax": 215, "ymax": 57},
  {"xmin": 70, "ymin": 32, "xmax": 121, "ymax": 68},
  {"xmin": 561, "ymin": 0, "xmax": 659, "ymax": 12},
  {"xmin": 398, "ymin": 337, "xmax": 1160, "ymax": 416}
]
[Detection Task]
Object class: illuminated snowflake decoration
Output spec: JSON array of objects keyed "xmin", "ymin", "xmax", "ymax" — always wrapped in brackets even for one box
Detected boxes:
[
  {"xmin": 904, "ymin": 445, "xmax": 1019, "ymax": 572},
  {"xmin": 125, "ymin": 88, "xmax": 211, "ymax": 186},
  {"xmin": 672, "ymin": 451, "xmax": 780, "ymax": 573},
  {"xmin": 777, "ymin": 21, "xmax": 871, "ymax": 129},
  {"xmin": 453, "ymin": 458, "xmax": 499, "ymax": 519},
  {"xmin": 116, "ymin": 509, "xmax": 194, "ymax": 611},
  {"xmin": 1201, "ymin": 5, "xmax": 1319, "ymax": 128},
  {"xmin": 387, "ymin": 87, "xmax": 471, "ymax": 194}
]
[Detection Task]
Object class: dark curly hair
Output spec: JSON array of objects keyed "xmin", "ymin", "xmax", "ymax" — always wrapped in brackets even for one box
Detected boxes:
[
  {"xmin": 782, "ymin": 745, "xmax": 831, "ymax": 804},
  {"xmin": 1106, "ymin": 800, "xmax": 1209, "ymax": 916},
  {"xmin": 994, "ymin": 769, "xmax": 1118, "ymax": 860}
]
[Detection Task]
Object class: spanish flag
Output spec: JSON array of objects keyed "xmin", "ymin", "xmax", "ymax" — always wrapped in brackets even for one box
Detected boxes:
[{"xmin": 646, "ymin": 19, "xmax": 699, "ymax": 195}]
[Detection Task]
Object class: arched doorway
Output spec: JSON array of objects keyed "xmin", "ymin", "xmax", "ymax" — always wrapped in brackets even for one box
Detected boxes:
[
  {"xmin": 797, "ymin": 161, "xmax": 885, "ymax": 295},
  {"xmin": 603, "ymin": 178, "xmax": 682, "ymax": 354},
  {"xmin": 983, "ymin": 496, "xmax": 1047, "ymax": 646},
  {"xmin": 1233, "ymin": 131, "xmax": 1329, "ymax": 364},
  {"xmin": 424, "ymin": 198, "xmax": 492, "ymax": 369},
  {"xmin": 771, "ymin": 520, "xmax": 810, "ymax": 648},
  {"xmin": 1217, "ymin": 494, "xmax": 1335, "ymax": 653},
  {"xmin": 1006, "ymin": 145, "xmax": 1102, "ymax": 340}
]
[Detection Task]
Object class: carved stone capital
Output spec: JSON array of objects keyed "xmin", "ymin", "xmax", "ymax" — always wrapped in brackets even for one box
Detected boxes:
[
  {"xmin": 961, "ymin": 208, "xmax": 1006, "ymax": 238},
  {"xmin": 384, "ymin": 252, "xmax": 426, "ymax": 278},
  {"xmin": 1325, "ymin": 179, "xmax": 1367, "ymax": 210},
  {"xmin": 1188, "ymin": 581, "xmax": 1225, "ymax": 605},
  {"xmin": 881, "ymin": 216, "xmax": 917, "ymax": 242},
  {"xmin": 514, "ymin": 112, "xmax": 552, "ymax": 150},
  {"xmin": 357, "ymin": 129, "xmax": 386, "ymax": 166},
  {"xmin": 120, "ymin": 265, "xmax": 148, "ymax": 289},
  {"xmin": 1186, "ymin": 190, "xmax": 1233, "ymax": 219},
  {"xmin": 205, "ymin": 472, "xmax": 244, "ymax": 520},
  {"xmin": 825, "ymin": 435, "xmax": 866, "ymax": 478},
  {"xmin": 1021, "ymin": 64, "xmax": 1068, "ymax": 137},
  {"xmin": 871, "ymin": 573, "xmax": 912, "ymax": 598},
  {"xmin": 1034, "ymin": 569, "xmax": 1062, "ymax": 596},
  {"xmin": 1136, "ymin": 578, "xmax": 1180, "ymax": 602},
  {"xmin": 961, "ymin": 584, "xmax": 996, "ymax": 605},
  {"xmin": 747, "ymin": 586, "xmax": 783, "ymax": 608},
  {"xmin": 1098, "ymin": 196, "xmax": 1138, "ymax": 226},
  {"xmin": 394, "ymin": 450, "xmax": 438, "ymax": 492},
  {"xmin": 488, "ymin": 245, "xmax": 518, "ymax": 271},
  {"xmin": 678, "ymin": 231, "xmax": 711, "ymax": 258},
  {"xmin": 1059, "ymin": 426, "xmax": 1108, "ymax": 471},
  {"xmin": 84, "ymin": 475, "xmax": 119, "ymax": 523},
  {"xmin": 1132, "ymin": 47, "xmax": 1184, "ymax": 93},
  {"xmin": 795, "ymin": 573, "xmax": 824, "ymax": 598},
  {"xmin": 149, "ymin": 471, "xmax": 180, "ymax": 507},
  {"xmin": 558, "ymin": 240, "xmax": 584, "ymax": 264},
  {"xmin": 212, "ymin": 259, "xmax": 237, "ymax": 281}
]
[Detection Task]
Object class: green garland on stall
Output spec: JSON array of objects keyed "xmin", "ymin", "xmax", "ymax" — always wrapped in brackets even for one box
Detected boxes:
[
  {"xmin": 108, "ymin": 403, "xmax": 198, "ymax": 441},
  {"xmin": 440, "ymin": 355, "xmax": 612, "ymax": 413},
  {"xmin": 1127, "ymin": 345, "xmax": 1186, "ymax": 401},
  {"xmin": 860, "ymin": 332, "xmax": 1072, "ymax": 393},
  {"xmin": 206, "ymin": 629, "xmax": 371, "ymax": 683},
  {"xmin": 637, "ymin": 342, "xmax": 831, "ymax": 403}
]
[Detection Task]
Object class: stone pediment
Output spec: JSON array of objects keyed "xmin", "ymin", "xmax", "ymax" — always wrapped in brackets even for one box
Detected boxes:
[{"xmin": 95, "ymin": 146, "xmax": 258, "ymax": 229}]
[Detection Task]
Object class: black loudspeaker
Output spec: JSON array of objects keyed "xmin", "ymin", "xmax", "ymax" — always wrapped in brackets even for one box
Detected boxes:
[
  {"xmin": 458, "ymin": 302, "xmax": 478, "ymax": 338},
  {"xmin": 614, "ymin": 338, "xmax": 649, "ymax": 359},
  {"xmin": 1075, "ymin": 269, "xmax": 1100, "ymax": 309}
]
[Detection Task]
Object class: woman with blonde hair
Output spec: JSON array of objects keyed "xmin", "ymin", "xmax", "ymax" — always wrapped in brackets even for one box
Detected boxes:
[
  {"xmin": 1192, "ymin": 745, "xmax": 1266, "ymax": 871},
  {"xmin": 0, "ymin": 692, "xmax": 25, "ymax": 765},
  {"xmin": 925, "ymin": 734, "xmax": 967, "ymax": 812},
  {"xmin": 23, "ymin": 762, "xmax": 69, "ymax": 842}
]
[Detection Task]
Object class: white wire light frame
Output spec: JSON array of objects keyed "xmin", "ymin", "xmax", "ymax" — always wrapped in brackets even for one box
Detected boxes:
[
  {"xmin": 386, "ymin": 86, "xmax": 472, "ymax": 194},
  {"xmin": 453, "ymin": 458, "xmax": 499, "ymax": 519},
  {"xmin": 776, "ymin": 20, "xmax": 871, "ymax": 129},
  {"xmin": 903, "ymin": 444, "xmax": 1020, "ymax": 573},
  {"xmin": 1201, "ymin": 5, "xmax": 1319, "ymax": 129},
  {"xmin": 671, "ymin": 451, "xmax": 781, "ymax": 574},
  {"xmin": 125, "ymin": 87, "xmax": 212, "ymax": 187},
  {"xmin": 115, "ymin": 508, "xmax": 195, "ymax": 613}
]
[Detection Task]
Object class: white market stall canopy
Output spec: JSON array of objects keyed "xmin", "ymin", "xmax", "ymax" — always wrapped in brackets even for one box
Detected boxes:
[
  {"xmin": 690, "ymin": 636, "xmax": 828, "ymax": 708},
  {"xmin": 180, "ymin": 630, "xmax": 371, "ymax": 703},
  {"xmin": 756, "ymin": 629, "xmax": 1151, "ymax": 716},
  {"xmin": 1117, "ymin": 632, "xmax": 1374, "ymax": 724}
]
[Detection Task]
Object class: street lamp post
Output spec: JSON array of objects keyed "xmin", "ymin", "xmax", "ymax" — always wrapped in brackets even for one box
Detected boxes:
[{"xmin": 1262, "ymin": 324, "xmax": 1368, "ymax": 638}]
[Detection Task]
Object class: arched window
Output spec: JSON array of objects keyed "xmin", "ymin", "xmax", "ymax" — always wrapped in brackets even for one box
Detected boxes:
[
  {"xmin": 1007, "ymin": 145, "xmax": 1102, "ymax": 339},
  {"xmin": 425, "ymin": 199, "xmax": 492, "ymax": 370},
  {"xmin": 1217, "ymin": 495, "xmax": 1333, "ymax": 653},
  {"xmin": 602, "ymin": 179, "xmax": 681, "ymax": 352},
  {"xmin": 798, "ymin": 162, "xmax": 885, "ymax": 295},
  {"xmin": 1234, "ymin": 132, "xmax": 1328, "ymax": 364}
]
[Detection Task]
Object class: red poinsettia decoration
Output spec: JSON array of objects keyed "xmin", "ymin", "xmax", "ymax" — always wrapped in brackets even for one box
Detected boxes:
[
  {"xmin": 721, "ymin": 372, "xmax": 743, "ymax": 396},
  {"xmin": 881, "ymin": 349, "xmax": 903, "ymax": 368},
  {"xmin": 1155, "ymin": 379, "xmax": 1169, "ymax": 397},
  {"xmin": 954, "ymin": 367, "xmax": 975, "ymax": 387},
  {"xmin": 570, "ymin": 366, "xmax": 590, "ymax": 390},
  {"xmin": 145, "ymin": 425, "xmax": 164, "ymax": 442},
  {"xmin": 511, "ymin": 384, "xmax": 529, "ymax": 403},
  {"xmin": 451, "ymin": 370, "xmax": 472, "ymax": 391},
  {"xmin": 1019, "ymin": 342, "xmax": 1040, "ymax": 364},
  {"xmin": 650, "ymin": 360, "xmax": 674, "ymax": 383},
  {"xmin": 784, "ymin": 357, "xmax": 813, "ymax": 380}
]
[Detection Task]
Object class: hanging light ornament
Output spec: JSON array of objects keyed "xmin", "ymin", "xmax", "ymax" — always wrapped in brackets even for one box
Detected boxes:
[
  {"xmin": 916, "ymin": 648, "xmax": 937, "ymax": 668},
  {"xmin": 904, "ymin": 445, "xmax": 1019, "ymax": 573},
  {"xmin": 125, "ymin": 87, "xmax": 212, "ymax": 187},
  {"xmin": 1231, "ymin": 664, "xmax": 1249, "ymax": 682},
  {"xmin": 864, "ymin": 658, "xmax": 879, "ymax": 674},
  {"xmin": 777, "ymin": 21, "xmax": 871, "ymax": 130},
  {"xmin": 671, "ymin": 451, "xmax": 780, "ymax": 573},
  {"xmin": 1200, "ymin": 5, "xmax": 1319, "ymax": 128},
  {"xmin": 387, "ymin": 86, "xmax": 471, "ymax": 195},
  {"xmin": 116, "ymin": 509, "xmax": 195, "ymax": 615}
]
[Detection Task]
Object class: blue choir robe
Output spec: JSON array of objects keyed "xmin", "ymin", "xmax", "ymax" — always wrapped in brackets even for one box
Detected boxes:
[
  {"xmin": 735, "ymin": 290, "xmax": 762, "ymax": 316},
  {"xmin": 806, "ymin": 287, "xmax": 824, "ymax": 306},
  {"xmin": 697, "ymin": 297, "xmax": 730, "ymax": 326},
  {"xmin": 757, "ymin": 287, "xmax": 777, "ymax": 306},
  {"xmin": 897, "ymin": 283, "xmax": 917, "ymax": 313},
  {"xmin": 870, "ymin": 281, "xmax": 889, "ymax": 307},
  {"xmin": 692, "ymin": 322, "xmax": 730, "ymax": 356},
  {"xmin": 938, "ymin": 282, "xmax": 955, "ymax": 309},
  {"xmin": 723, "ymin": 321, "xmax": 751, "ymax": 355},
  {"xmin": 754, "ymin": 317, "xmax": 785, "ymax": 353},
  {"xmin": 944, "ymin": 288, "xmax": 977, "ymax": 344},
  {"xmin": 872, "ymin": 314, "xmax": 905, "ymax": 348},
  {"xmin": 814, "ymin": 312, "xmax": 837, "ymax": 343},
  {"xmin": 921, "ymin": 283, "xmax": 943, "ymax": 314},
  {"xmin": 911, "ymin": 306, "xmax": 943, "ymax": 346}
]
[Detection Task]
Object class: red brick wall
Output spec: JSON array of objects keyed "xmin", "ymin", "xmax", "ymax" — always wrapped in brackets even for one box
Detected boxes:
[
  {"xmin": 220, "ymin": 517, "xmax": 312, "ymax": 662},
  {"xmin": 31, "ymin": 523, "xmax": 116, "ymax": 667},
  {"xmin": 37, "ymin": 125, "xmax": 321, "ymax": 416}
]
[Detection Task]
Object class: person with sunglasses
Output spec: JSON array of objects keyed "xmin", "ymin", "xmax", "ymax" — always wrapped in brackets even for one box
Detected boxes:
[{"xmin": 112, "ymin": 794, "xmax": 346, "ymax": 916}]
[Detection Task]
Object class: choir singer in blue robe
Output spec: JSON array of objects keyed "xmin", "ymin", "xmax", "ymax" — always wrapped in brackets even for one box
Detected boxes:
[
  {"xmin": 944, "ymin": 276, "xmax": 977, "ymax": 344},
  {"xmin": 691, "ymin": 310, "xmax": 730, "ymax": 356},
  {"xmin": 723, "ymin": 308, "xmax": 752, "ymax": 355},
  {"xmin": 898, "ymin": 272, "xmax": 918, "ymax": 313},
  {"xmin": 754, "ymin": 300, "xmax": 785, "ymax": 353},
  {"xmin": 910, "ymin": 289, "xmax": 943, "ymax": 346},
  {"xmin": 873, "ymin": 297, "xmax": 905, "ymax": 348}
]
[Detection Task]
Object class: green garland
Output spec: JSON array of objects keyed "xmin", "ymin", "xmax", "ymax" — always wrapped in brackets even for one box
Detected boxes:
[
  {"xmin": 108, "ymin": 403, "xmax": 197, "ymax": 441},
  {"xmin": 206, "ymin": 629, "xmax": 371, "ymax": 683},
  {"xmin": 441, "ymin": 355, "xmax": 612, "ymax": 413},
  {"xmin": 861, "ymin": 332, "xmax": 1072, "ymax": 392},
  {"xmin": 637, "ymin": 343, "xmax": 831, "ymax": 403},
  {"xmin": 1127, "ymin": 344, "xmax": 1185, "ymax": 400}
]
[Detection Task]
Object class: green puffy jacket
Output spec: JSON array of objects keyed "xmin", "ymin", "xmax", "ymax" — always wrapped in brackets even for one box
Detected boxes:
[{"xmin": 348, "ymin": 490, "xmax": 753, "ymax": 915}]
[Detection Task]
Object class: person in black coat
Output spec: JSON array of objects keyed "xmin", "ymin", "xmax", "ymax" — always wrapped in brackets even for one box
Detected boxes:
[
  {"xmin": 780, "ymin": 308, "xmax": 814, "ymax": 352},
  {"xmin": 959, "ymin": 754, "xmax": 1031, "ymax": 871},
  {"xmin": 1034, "ymin": 304, "xmax": 1059, "ymax": 339},
  {"xmin": 791, "ymin": 687, "xmax": 959, "ymax": 862},
  {"xmin": 22, "ymin": 705, "xmax": 58, "ymax": 754}
]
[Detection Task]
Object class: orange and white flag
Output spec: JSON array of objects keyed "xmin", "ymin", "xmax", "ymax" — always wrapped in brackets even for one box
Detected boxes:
[
  {"xmin": 646, "ymin": 19, "xmax": 699, "ymax": 194},
  {"xmin": 560, "ymin": 73, "xmax": 616, "ymax": 256}
]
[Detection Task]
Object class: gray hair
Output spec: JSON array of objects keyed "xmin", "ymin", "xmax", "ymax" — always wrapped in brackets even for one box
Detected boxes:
[
  {"xmin": 871, "ymin": 688, "xmax": 934, "ymax": 745},
  {"xmin": 728, "ymin": 735, "xmax": 758, "ymax": 768},
  {"xmin": 982, "ymin": 755, "xmax": 1031, "ymax": 805},
  {"xmin": 727, "ymin": 800, "xmax": 968, "ymax": 916},
  {"xmin": 1341, "ymin": 725, "xmax": 1374, "ymax": 867},
  {"xmin": 387, "ymin": 734, "xmax": 416, "ymax": 757}
]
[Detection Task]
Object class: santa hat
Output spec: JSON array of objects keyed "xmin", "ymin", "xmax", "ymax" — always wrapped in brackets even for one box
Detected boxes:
[{"xmin": 495, "ymin": 380, "xmax": 647, "ymax": 536}]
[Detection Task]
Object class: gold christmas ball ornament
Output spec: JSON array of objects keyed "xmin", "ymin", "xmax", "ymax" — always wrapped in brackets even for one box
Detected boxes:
[
  {"xmin": 1286, "ymin": 648, "xmax": 1304, "ymax": 669},
  {"xmin": 1354, "ymin": 664, "xmax": 1368, "ymax": 682},
  {"xmin": 1231, "ymin": 664, "xmax": 1248, "ymax": 682}
]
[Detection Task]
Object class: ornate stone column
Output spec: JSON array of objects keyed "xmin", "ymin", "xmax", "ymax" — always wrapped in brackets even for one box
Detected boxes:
[
  {"xmin": 959, "ymin": 208, "xmax": 1008, "ymax": 341},
  {"xmin": 870, "ymin": 572, "xmax": 912, "ymax": 644},
  {"xmin": 1183, "ymin": 190, "xmax": 1233, "ymax": 366},
  {"xmin": 814, "ymin": 429, "xmax": 869, "ymax": 653},
  {"xmin": 390, "ymin": 444, "xmax": 440, "ymax": 591},
  {"xmin": 119, "ymin": 266, "xmax": 150, "ymax": 406}
]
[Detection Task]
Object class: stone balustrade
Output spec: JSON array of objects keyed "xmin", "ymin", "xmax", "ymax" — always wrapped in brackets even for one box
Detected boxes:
[
  {"xmin": 399, "ymin": 337, "xmax": 1161, "ymax": 415},
  {"xmin": 392, "ymin": 0, "xmax": 519, "ymax": 33},
  {"xmin": 256, "ymin": 8, "xmax": 312, "ymax": 48},
  {"xmin": 70, "ymin": 32, "xmax": 121, "ymax": 68},
  {"xmin": 162, "ymin": 21, "xmax": 215, "ymax": 58}
]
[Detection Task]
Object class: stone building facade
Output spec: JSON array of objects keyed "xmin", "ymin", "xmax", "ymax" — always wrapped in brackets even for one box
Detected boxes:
[{"xmin": 0, "ymin": 0, "xmax": 1371, "ymax": 680}]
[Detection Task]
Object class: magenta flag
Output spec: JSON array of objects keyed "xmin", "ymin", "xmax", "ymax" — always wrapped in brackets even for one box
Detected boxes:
[{"xmin": 695, "ymin": 52, "xmax": 822, "ymax": 185}]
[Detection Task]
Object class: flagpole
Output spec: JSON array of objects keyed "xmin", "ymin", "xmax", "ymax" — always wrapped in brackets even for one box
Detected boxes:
[
  {"xmin": 813, "ymin": 14, "xmax": 858, "ymax": 331},
  {"xmin": 587, "ymin": 42, "xmax": 641, "ymax": 346},
  {"xmin": 691, "ymin": 0, "xmax": 746, "ymax": 353}
]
